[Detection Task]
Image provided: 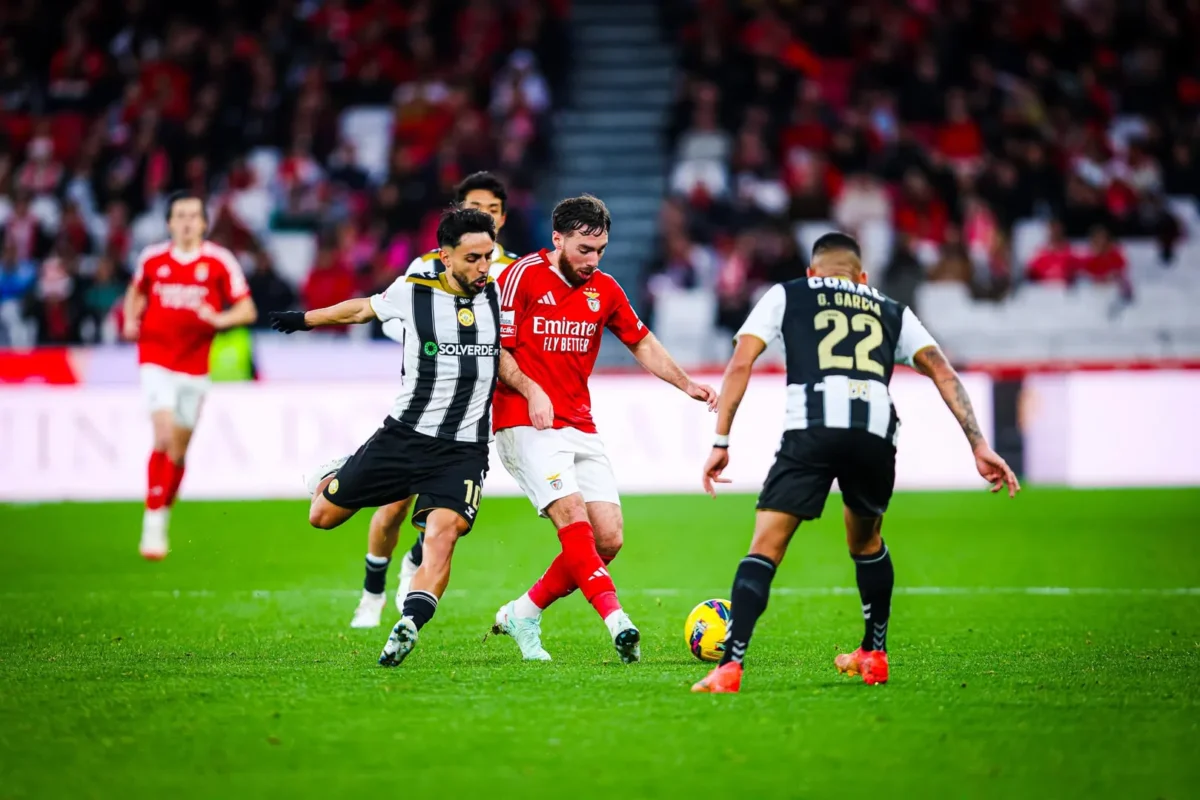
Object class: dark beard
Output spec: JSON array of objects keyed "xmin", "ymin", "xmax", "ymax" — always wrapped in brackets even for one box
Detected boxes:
[{"xmin": 557, "ymin": 251, "xmax": 587, "ymax": 287}]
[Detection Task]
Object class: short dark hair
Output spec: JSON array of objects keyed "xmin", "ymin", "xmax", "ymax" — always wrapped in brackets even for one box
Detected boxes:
[
  {"xmin": 437, "ymin": 207, "xmax": 496, "ymax": 249},
  {"xmin": 165, "ymin": 191, "xmax": 207, "ymax": 222},
  {"xmin": 454, "ymin": 171, "xmax": 508, "ymax": 213},
  {"xmin": 811, "ymin": 232, "xmax": 861, "ymax": 260},
  {"xmin": 552, "ymin": 194, "xmax": 611, "ymax": 237}
]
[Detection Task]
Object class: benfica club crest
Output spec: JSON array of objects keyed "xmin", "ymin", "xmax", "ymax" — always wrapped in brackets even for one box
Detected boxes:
[
  {"xmin": 583, "ymin": 289, "xmax": 600, "ymax": 313},
  {"xmin": 194, "ymin": 262, "xmax": 208, "ymax": 282}
]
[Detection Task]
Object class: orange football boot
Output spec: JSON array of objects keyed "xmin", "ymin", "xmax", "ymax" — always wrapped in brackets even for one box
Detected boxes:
[
  {"xmin": 691, "ymin": 661, "xmax": 743, "ymax": 693},
  {"xmin": 835, "ymin": 646, "xmax": 889, "ymax": 685}
]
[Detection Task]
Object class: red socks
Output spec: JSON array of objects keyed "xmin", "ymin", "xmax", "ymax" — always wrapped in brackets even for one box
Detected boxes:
[
  {"xmin": 146, "ymin": 451, "xmax": 185, "ymax": 510},
  {"xmin": 554, "ymin": 521, "xmax": 622, "ymax": 620},
  {"xmin": 528, "ymin": 551, "xmax": 616, "ymax": 609},
  {"xmin": 146, "ymin": 450, "xmax": 168, "ymax": 510},
  {"xmin": 165, "ymin": 459, "xmax": 185, "ymax": 506}
]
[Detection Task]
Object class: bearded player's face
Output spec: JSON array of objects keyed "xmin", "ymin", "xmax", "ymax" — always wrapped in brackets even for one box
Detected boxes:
[
  {"xmin": 443, "ymin": 232, "xmax": 495, "ymax": 295},
  {"xmin": 555, "ymin": 230, "xmax": 607, "ymax": 287}
]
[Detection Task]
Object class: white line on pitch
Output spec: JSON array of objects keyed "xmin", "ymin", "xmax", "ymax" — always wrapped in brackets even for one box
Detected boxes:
[{"xmin": 2, "ymin": 586, "xmax": 1198, "ymax": 601}]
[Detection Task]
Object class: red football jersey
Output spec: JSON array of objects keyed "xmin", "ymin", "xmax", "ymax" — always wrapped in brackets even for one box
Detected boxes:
[
  {"xmin": 493, "ymin": 250, "xmax": 649, "ymax": 434},
  {"xmin": 133, "ymin": 241, "xmax": 250, "ymax": 375}
]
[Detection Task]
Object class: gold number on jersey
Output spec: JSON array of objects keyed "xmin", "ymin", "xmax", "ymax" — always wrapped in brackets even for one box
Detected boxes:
[
  {"xmin": 462, "ymin": 479, "xmax": 482, "ymax": 508},
  {"xmin": 814, "ymin": 310, "xmax": 853, "ymax": 370},
  {"xmin": 815, "ymin": 310, "xmax": 884, "ymax": 375}
]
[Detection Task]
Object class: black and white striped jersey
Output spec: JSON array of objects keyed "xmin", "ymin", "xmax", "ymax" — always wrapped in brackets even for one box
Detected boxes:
[
  {"xmin": 737, "ymin": 276, "xmax": 939, "ymax": 445},
  {"xmin": 369, "ymin": 272, "xmax": 501, "ymax": 444},
  {"xmin": 379, "ymin": 245, "xmax": 516, "ymax": 345}
]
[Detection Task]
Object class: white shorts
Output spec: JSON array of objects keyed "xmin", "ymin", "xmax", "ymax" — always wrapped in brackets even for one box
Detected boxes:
[
  {"xmin": 496, "ymin": 426, "xmax": 620, "ymax": 515},
  {"xmin": 140, "ymin": 364, "xmax": 210, "ymax": 430}
]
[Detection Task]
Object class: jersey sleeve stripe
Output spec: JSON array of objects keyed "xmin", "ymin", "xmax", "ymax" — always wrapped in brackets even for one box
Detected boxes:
[
  {"xmin": 502, "ymin": 255, "xmax": 540, "ymax": 306},
  {"xmin": 207, "ymin": 243, "xmax": 250, "ymax": 299},
  {"xmin": 134, "ymin": 241, "xmax": 170, "ymax": 283}
]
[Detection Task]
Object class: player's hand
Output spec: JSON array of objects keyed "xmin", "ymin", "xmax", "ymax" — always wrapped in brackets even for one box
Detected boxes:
[
  {"xmin": 973, "ymin": 443, "xmax": 1020, "ymax": 498},
  {"xmin": 686, "ymin": 381, "xmax": 719, "ymax": 411},
  {"xmin": 527, "ymin": 385, "xmax": 554, "ymax": 430},
  {"xmin": 122, "ymin": 317, "xmax": 140, "ymax": 341},
  {"xmin": 269, "ymin": 310, "xmax": 311, "ymax": 333},
  {"xmin": 702, "ymin": 447, "xmax": 731, "ymax": 499},
  {"xmin": 197, "ymin": 304, "xmax": 224, "ymax": 330}
]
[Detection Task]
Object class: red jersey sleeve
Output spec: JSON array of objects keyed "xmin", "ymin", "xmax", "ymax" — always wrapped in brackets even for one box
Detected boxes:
[
  {"xmin": 211, "ymin": 245, "xmax": 251, "ymax": 306},
  {"xmin": 497, "ymin": 258, "xmax": 533, "ymax": 348},
  {"xmin": 133, "ymin": 245, "xmax": 155, "ymax": 292},
  {"xmin": 605, "ymin": 278, "xmax": 650, "ymax": 347}
]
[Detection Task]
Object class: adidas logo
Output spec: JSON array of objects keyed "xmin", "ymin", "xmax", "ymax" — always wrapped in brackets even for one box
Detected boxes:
[
  {"xmin": 537, "ymin": 292, "xmax": 557, "ymax": 305},
  {"xmin": 589, "ymin": 567, "xmax": 609, "ymax": 580}
]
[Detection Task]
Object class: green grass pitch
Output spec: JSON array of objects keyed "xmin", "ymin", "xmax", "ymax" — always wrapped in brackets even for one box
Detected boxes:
[{"xmin": 1, "ymin": 488, "xmax": 1199, "ymax": 799}]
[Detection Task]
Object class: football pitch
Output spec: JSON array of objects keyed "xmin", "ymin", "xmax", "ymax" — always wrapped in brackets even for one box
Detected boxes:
[{"xmin": 1, "ymin": 488, "xmax": 1198, "ymax": 799}]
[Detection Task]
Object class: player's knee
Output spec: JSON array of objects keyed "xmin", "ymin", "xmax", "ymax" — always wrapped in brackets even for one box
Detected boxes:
[
  {"xmin": 308, "ymin": 502, "xmax": 343, "ymax": 530},
  {"xmin": 595, "ymin": 527, "xmax": 623, "ymax": 559},
  {"xmin": 547, "ymin": 494, "xmax": 588, "ymax": 527}
]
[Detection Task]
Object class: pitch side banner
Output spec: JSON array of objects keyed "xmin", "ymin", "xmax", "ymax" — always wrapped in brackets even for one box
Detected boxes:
[{"xmin": 0, "ymin": 373, "xmax": 993, "ymax": 501}]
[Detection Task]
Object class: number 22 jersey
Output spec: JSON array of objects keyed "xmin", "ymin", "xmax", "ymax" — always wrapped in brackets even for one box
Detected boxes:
[
  {"xmin": 736, "ymin": 276, "xmax": 939, "ymax": 443},
  {"xmin": 492, "ymin": 250, "xmax": 649, "ymax": 434}
]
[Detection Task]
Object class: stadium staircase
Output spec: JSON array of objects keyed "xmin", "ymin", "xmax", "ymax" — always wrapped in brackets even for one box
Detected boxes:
[{"xmin": 552, "ymin": 0, "xmax": 674, "ymax": 364}]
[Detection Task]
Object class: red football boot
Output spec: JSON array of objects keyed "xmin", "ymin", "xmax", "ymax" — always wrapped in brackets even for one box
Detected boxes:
[
  {"xmin": 835, "ymin": 646, "xmax": 889, "ymax": 685},
  {"xmin": 691, "ymin": 661, "xmax": 743, "ymax": 693}
]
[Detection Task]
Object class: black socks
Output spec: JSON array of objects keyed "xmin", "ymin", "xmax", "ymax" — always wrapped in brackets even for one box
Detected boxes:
[
  {"xmin": 853, "ymin": 541, "xmax": 894, "ymax": 653},
  {"xmin": 720, "ymin": 554, "xmax": 777, "ymax": 666}
]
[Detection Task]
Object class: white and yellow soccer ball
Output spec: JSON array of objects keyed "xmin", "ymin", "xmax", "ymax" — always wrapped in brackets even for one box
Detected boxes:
[{"xmin": 684, "ymin": 599, "xmax": 732, "ymax": 662}]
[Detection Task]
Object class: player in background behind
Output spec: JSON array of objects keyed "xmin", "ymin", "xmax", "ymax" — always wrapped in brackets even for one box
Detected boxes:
[
  {"xmin": 692, "ymin": 233, "xmax": 1018, "ymax": 694},
  {"xmin": 122, "ymin": 192, "xmax": 258, "ymax": 560},
  {"xmin": 347, "ymin": 172, "xmax": 517, "ymax": 629},
  {"xmin": 487, "ymin": 195, "xmax": 718, "ymax": 663}
]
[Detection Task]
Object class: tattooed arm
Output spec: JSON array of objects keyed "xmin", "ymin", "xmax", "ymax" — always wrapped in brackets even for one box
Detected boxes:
[
  {"xmin": 911, "ymin": 346, "xmax": 985, "ymax": 449},
  {"xmin": 911, "ymin": 346, "xmax": 1020, "ymax": 497}
]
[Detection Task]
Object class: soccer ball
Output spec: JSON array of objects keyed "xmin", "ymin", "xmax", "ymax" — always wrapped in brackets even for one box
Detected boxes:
[{"xmin": 684, "ymin": 599, "xmax": 732, "ymax": 662}]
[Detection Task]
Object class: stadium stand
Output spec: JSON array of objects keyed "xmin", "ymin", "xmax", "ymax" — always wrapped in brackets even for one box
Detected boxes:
[
  {"xmin": 0, "ymin": 0, "xmax": 567, "ymax": 346},
  {"xmin": 650, "ymin": 0, "xmax": 1200, "ymax": 365}
]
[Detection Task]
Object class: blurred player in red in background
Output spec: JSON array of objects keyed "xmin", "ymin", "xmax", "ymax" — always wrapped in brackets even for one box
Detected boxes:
[
  {"xmin": 121, "ymin": 193, "xmax": 257, "ymax": 560},
  {"xmin": 487, "ymin": 195, "xmax": 718, "ymax": 663}
]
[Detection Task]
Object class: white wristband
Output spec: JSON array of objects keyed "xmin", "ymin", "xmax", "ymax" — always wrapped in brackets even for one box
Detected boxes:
[{"xmin": 713, "ymin": 434, "xmax": 730, "ymax": 448}]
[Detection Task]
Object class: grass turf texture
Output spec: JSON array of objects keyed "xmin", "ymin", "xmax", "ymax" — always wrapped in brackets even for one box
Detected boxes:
[{"xmin": 1, "ymin": 488, "xmax": 1198, "ymax": 799}]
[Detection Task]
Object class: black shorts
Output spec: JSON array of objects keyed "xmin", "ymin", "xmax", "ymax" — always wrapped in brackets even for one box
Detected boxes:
[
  {"xmin": 323, "ymin": 416, "xmax": 489, "ymax": 531},
  {"xmin": 757, "ymin": 428, "xmax": 896, "ymax": 520}
]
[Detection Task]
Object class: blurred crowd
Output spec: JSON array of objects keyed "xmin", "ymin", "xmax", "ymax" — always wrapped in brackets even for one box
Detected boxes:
[
  {"xmin": 649, "ymin": 0, "xmax": 1200, "ymax": 335},
  {"xmin": 0, "ymin": 0, "xmax": 567, "ymax": 345}
]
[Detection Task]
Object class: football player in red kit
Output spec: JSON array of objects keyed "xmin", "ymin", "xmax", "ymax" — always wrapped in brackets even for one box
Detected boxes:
[
  {"xmin": 488, "ymin": 195, "xmax": 718, "ymax": 662},
  {"xmin": 121, "ymin": 193, "xmax": 257, "ymax": 559}
]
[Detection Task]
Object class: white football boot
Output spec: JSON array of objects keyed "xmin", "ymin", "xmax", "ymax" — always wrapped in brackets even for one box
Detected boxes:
[
  {"xmin": 490, "ymin": 601, "xmax": 552, "ymax": 661},
  {"xmin": 607, "ymin": 611, "xmax": 641, "ymax": 664},
  {"xmin": 378, "ymin": 617, "xmax": 419, "ymax": 667},
  {"xmin": 139, "ymin": 508, "xmax": 169, "ymax": 560},
  {"xmin": 350, "ymin": 590, "xmax": 386, "ymax": 628},
  {"xmin": 303, "ymin": 455, "xmax": 349, "ymax": 496},
  {"xmin": 395, "ymin": 552, "xmax": 419, "ymax": 614}
]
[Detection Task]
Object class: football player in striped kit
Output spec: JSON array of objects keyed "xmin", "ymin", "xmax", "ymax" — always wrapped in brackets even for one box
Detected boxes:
[
  {"xmin": 352, "ymin": 172, "xmax": 517, "ymax": 629},
  {"xmin": 268, "ymin": 208, "xmax": 553, "ymax": 667},
  {"xmin": 692, "ymin": 232, "xmax": 1019, "ymax": 693}
]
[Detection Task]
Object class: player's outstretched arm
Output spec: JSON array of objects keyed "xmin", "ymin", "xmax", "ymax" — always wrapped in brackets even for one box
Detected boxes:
[
  {"xmin": 269, "ymin": 298, "xmax": 376, "ymax": 333},
  {"xmin": 627, "ymin": 332, "xmax": 718, "ymax": 409},
  {"xmin": 199, "ymin": 296, "xmax": 258, "ymax": 331},
  {"xmin": 702, "ymin": 334, "xmax": 768, "ymax": 498},
  {"xmin": 498, "ymin": 349, "xmax": 554, "ymax": 430},
  {"xmin": 911, "ymin": 346, "xmax": 1020, "ymax": 497}
]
